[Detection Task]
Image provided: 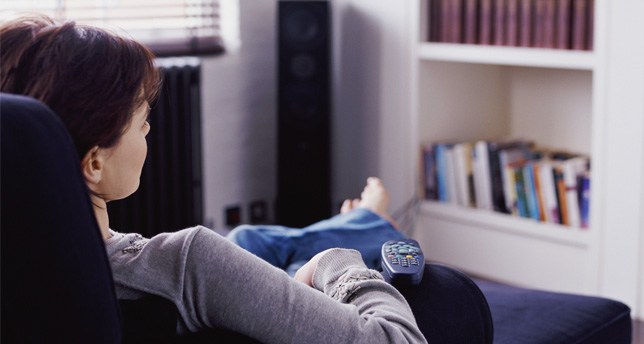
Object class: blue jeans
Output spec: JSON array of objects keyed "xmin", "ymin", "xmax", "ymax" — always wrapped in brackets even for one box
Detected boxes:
[{"xmin": 226, "ymin": 209, "xmax": 405, "ymax": 275}]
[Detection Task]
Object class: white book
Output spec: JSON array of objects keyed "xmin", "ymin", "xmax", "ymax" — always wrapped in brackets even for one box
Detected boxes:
[
  {"xmin": 538, "ymin": 161, "xmax": 560, "ymax": 224},
  {"xmin": 453, "ymin": 143, "xmax": 473, "ymax": 207},
  {"xmin": 562, "ymin": 157, "xmax": 588, "ymax": 228},
  {"xmin": 474, "ymin": 141, "xmax": 493, "ymax": 210},
  {"xmin": 444, "ymin": 148, "xmax": 458, "ymax": 205}
]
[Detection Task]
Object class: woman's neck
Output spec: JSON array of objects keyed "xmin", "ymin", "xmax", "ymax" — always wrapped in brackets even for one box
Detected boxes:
[{"xmin": 91, "ymin": 195, "xmax": 113, "ymax": 241}]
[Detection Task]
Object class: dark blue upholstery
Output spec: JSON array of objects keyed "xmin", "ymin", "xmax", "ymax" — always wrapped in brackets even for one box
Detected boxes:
[
  {"xmin": 476, "ymin": 279, "xmax": 632, "ymax": 344},
  {"xmin": 1, "ymin": 93, "xmax": 122, "ymax": 343}
]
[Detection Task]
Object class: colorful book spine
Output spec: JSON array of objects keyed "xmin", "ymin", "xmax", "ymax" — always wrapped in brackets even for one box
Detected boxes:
[
  {"xmin": 586, "ymin": 0, "xmax": 594, "ymax": 50},
  {"xmin": 523, "ymin": 161, "xmax": 541, "ymax": 221},
  {"xmin": 578, "ymin": 173, "xmax": 590, "ymax": 228},
  {"xmin": 553, "ymin": 166, "xmax": 568, "ymax": 225},
  {"xmin": 421, "ymin": 145, "xmax": 437, "ymax": 200},
  {"xmin": 514, "ymin": 164, "xmax": 529, "ymax": 218}
]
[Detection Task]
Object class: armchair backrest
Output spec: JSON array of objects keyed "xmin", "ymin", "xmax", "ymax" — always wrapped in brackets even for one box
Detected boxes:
[{"xmin": 1, "ymin": 93, "xmax": 122, "ymax": 343}]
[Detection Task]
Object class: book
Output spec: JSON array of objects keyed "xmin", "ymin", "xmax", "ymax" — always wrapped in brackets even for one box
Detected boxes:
[
  {"xmin": 479, "ymin": 0, "xmax": 494, "ymax": 44},
  {"xmin": 562, "ymin": 157, "xmax": 588, "ymax": 227},
  {"xmin": 586, "ymin": 0, "xmax": 594, "ymax": 50},
  {"xmin": 487, "ymin": 139, "xmax": 533, "ymax": 214},
  {"xmin": 506, "ymin": 0, "xmax": 519, "ymax": 46},
  {"xmin": 519, "ymin": 0, "xmax": 533, "ymax": 47},
  {"xmin": 572, "ymin": 0, "xmax": 588, "ymax": 50},
  {"xmin": 453, "ymin": 142, "xmax": 476, "ymax": 207},
  {"xmin": 434, "ymin": 142, "xmax": 458, "ymax": 202},
  {"xmin": 556, "ymin": 0, "xmax": 571, "ymax": 49},
  {"xmin": 523, "ymin": 161, "xmax": 541, "ymax": 221},
  {"xmin": 553, "ymin": 165, "xmax": 568, "ymax": 225},
  {"xmin": 449, "ymin": 0, "xmax": 464, "ymax": 43},
  {"xmin": 513, "ymin": 163, "xmax": 529, "ymax": 218},
  {"xmin": 441, "ymin": 0, "xmax": 452, "ymax": 42},
  {"xmin": 472, "ymin": 140, "xmax": 493, "ymax": 210},
  {"xmin": 578, "ymin": 172, "xmax": 590, "ymax": 228},
  {"xmin": 542, "ymin": 0, "xmax": 556, "ymax": 48},
  {"xmin": 532, "ymin": 161, "xmax": 547, "ymax": 221},
  {"xmin": 494, "ymin": 0, "xmax": 507, "ymax": 45},
  {"xmin": 499, "ymin": 147, "xmax": 532, "ymax": 213},
  {"xmin": 430, "ymin": 0, "xmax": 443, "ymax": 42},
  {"xmin": 503, "ymin": 162, "xmax": 519, "ymax": 215},
  {"xmin": 533, "ymin": 0, "xmax": 546, "ymax": 47},
  {"xmin": 464, "ymin": 0, "xmax": 479, "ymax": 44},
  {"xmin": 421, "ymin": 144, "xmax": 437, "ymax": 200},
  {"xmin": 538, "ymin": 161, "xmax": 560, "ymax": 223},
  {"xmin": 444, "ymin": 147, "xmax": 459, "ymax": 204}
]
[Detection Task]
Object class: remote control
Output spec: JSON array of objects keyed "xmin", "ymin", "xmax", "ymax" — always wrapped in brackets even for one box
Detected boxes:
[{"xmin": 381, "ymin": 239, "xmax": 425, "ymax": 285}]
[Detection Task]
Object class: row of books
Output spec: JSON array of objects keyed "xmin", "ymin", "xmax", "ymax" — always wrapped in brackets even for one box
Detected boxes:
[
  {"xmin": 420, "ymin": 139, "xmax": 590, "ymax": 228},
  {"xmin": 428, "ymin": 0, "xmax": 594, "ymax": 50}
]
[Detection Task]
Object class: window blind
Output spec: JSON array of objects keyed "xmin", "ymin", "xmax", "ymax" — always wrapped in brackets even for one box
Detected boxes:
[{"xmin": 0, "ymin": 0, "xmax": 224, "ymax": 56}]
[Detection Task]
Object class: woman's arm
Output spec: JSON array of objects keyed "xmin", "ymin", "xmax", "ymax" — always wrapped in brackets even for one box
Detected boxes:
[{"xmin": 108, "ymin": 226, "xmax": 426, "ymax": 343}]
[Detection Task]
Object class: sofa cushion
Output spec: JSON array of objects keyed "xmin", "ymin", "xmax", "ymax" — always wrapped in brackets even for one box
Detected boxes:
[{"xmin": 475, "ymin": 279, "xmax": 632, "ymax": 344}]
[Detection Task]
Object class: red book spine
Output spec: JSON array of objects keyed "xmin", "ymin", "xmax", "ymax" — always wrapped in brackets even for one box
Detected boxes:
[
  {"xmin": 494, "ymin": 0, "xmax": 506, "ymax": 45},
  {"xmin": 464, "ymin": 0, "xmax": 479, "ymax": 44},
  {"xmin": 506, "ymin": 0, "xmax": 519, "ymax": 46},
  {"xmin": 586, "ymin": 0, "xmax": 594, "ymax": 50},
  {"xmin": 555, "ymin": 0, "xmax": 571, "ymax": 49},
  {"xmin": 519, "ymin": 0, "xmax": 533, "ymax": 47},
  {"xmin": 572, "ymin": 0, "xmax": 588, "ymax": 50},
  {"xmin": 543, "ymin": 0, "xmax": 556, "ymax": 48},
  {"xmin": 480, "ymin": 0, "xmax": 493, "ymax": 44}
]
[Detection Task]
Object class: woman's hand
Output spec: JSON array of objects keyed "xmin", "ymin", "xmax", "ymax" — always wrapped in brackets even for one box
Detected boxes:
[{"xmin": 294, "ymin": 249, "xmax": 334, "ymax": 287}]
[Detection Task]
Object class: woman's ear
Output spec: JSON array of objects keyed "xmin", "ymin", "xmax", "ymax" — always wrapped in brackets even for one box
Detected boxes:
[{"xmin": 81, "ymin": 146, "xmax": 103, "ymax": 185}]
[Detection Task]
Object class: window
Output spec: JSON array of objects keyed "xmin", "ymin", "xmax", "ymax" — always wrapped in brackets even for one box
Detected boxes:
[{"xmin": 0, "ymin": 0, "xmax": 224, "ymax": 56}]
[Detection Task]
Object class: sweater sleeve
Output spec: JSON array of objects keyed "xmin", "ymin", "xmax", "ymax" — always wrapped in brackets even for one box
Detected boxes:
[{"xmin": 108, "ymin": 227, "xmax": 426, "ymax": 344}]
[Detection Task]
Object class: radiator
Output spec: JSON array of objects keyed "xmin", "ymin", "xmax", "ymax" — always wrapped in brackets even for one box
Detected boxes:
[{"xmin": 108, "ymin": 57, "xmax": 203, "ymax": 237}]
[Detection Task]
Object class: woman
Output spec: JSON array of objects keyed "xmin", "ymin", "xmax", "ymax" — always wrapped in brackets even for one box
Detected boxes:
[{"xmin": 0, "ymin": 16, "xmax": 426, "ymax": 343}]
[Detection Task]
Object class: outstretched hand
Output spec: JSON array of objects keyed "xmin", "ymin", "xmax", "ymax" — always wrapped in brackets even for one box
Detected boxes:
[{"xmin": 294, "ymin": 249, "xmax": 334, "ymax": 287}]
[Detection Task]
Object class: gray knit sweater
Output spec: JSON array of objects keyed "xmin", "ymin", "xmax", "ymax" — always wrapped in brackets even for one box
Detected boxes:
[{"xmin": 105, "ymin": 226, "xmax": 427, "ymax": 343}]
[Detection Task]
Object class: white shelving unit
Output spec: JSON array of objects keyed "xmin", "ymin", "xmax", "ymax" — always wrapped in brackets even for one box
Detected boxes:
[{"xmin": 407, "ymin": 0, "xmax": 644, "ymax": 316}]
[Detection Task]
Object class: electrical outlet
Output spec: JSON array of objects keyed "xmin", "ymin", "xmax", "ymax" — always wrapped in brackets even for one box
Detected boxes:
[
  {"xmin": 250, "ymin": 200, "xmax": 268, "ymax": 224},
  {"xmin": 225, "ymin": 205, "xmax": 242, "ymax": 227}
]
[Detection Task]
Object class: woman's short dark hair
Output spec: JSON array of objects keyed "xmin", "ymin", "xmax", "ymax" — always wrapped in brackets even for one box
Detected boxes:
[{"xmin": 0, "ymin": 15, "xmax": 162, "ymax": 159}]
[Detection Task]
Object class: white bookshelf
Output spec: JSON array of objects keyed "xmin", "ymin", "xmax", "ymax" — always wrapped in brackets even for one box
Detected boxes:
[
  {"xmin": 407, "ymin": 0, "xmax": 644, "ymax": 315},
  {"xmin": 418, "ymin": 43, "xmax": 596, "ymax": 70}
]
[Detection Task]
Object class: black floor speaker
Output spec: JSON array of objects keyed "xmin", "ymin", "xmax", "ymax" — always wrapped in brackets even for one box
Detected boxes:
[{"xmin": 276, "ymin": 0, "xmax": 331, "ymax": 228}]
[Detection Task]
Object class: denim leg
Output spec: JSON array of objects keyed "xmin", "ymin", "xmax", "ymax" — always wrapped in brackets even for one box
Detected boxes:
[{"xmin": 227, "ymin": 209, "xmax": 405, "ymax": 270}]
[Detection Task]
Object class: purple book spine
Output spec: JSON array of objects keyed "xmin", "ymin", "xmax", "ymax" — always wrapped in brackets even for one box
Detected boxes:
[
  {"xmin": 506, "ymin": 0, "xmax": 519, "ymax": 46},
  {"xmin": 464, "ymin": 0, "xmax": 478, "ymax": 44},
  {"xmin": 519, "ymin": 0, "xmax": 533, "ymax": 47},
  {"xmin": 572, "ymin": 0, "xmax": 588, "ymax": 50},
  {"xmin": 556, "ymin": 0, "xmax": 571, "ymax": 49},
  {"xmin": 586, "ymin": 0, "xmax": 594, "ymax": 50},
  {"xmin": 480, "ymin": 0, "xmax": 493, "ymax": 44},
  {"xmin": 494, "ymin": 0, "xmax": 506, "ymax": 45},
  {"xmin": 543, "ymin": 0, "xmax": 556, "ymax": 48}
]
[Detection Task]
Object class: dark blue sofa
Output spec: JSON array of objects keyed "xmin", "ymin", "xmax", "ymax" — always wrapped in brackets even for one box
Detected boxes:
[{"xmin": 1, "ymin": 93, "xmax": 632, "ymax": 343}]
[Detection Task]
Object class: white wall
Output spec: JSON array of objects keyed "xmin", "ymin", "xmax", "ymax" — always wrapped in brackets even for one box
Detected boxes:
[
  {"xmin": 201, "ymin": 0, "xmax": 277, "ymax": 229},
  {"xmin": 201, "ymin": 0, "xmax": 415, "ymax": 230}
]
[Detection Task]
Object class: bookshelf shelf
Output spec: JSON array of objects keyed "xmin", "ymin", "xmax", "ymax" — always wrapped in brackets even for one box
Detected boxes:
[
  {"xmin": 418, "ymin": 42, "xmax": 596, "ymax": 70},
  {"xmin": 419, "ymin": 201, "xmax": 591, "ymax": 249}
]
